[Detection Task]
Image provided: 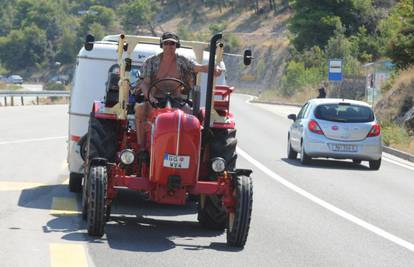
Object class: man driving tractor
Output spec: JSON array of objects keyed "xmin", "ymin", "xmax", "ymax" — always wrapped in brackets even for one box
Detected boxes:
[{"xmin": 135, "ymin": 32, "xmax": 223, "ymax": 156}]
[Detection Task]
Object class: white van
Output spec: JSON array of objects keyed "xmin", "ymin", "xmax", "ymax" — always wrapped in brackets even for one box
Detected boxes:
[{"xmin": 67, "ymin": 35, "xmax": 226, "ymax": 190}]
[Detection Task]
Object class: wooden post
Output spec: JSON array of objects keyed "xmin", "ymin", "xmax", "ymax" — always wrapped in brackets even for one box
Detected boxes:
[
  {"xmin": 36, "ymin": 96, "xmax": 39, "ymax": 105},
  {"xmin": 4, "ymin": 97, "xmax": 7, "ymax": 106},
  {"xmin": 21, "ymin": 96, "xmax": 24, "ymax": 105},
  {"xmin": 11, "ymin": 96, "xmax": 14, "ymax": 106}
]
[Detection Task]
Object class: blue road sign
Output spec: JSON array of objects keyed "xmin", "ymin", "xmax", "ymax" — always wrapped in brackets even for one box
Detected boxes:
[{"xmin": 328, "ymin": 59, "xmax": 342, "ymax": 81}]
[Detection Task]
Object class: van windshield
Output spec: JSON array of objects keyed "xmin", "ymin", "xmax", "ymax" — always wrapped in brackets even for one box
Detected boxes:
[
  {"xmin": 314, "ymin": 104, "xmax": 374, "ymax": 123},
  {"xmin": 108, "ymin": 64, "xmax": 142, "ymax": 85}
]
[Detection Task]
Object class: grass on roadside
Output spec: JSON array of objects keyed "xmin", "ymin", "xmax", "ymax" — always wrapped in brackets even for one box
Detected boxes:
[
  {"xmin": 380, "ymin": 121, "xmax": 414, "ymax": 154},
  {"xmin": 0, "ymin": 81, "xmax": 22, "ymax": 90}
]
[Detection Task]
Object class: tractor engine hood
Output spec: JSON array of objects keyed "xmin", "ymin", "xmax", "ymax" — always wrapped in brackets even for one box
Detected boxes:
[{"xmin": 149, "ymin": 109, "xmax": 201, "ymax": 203}]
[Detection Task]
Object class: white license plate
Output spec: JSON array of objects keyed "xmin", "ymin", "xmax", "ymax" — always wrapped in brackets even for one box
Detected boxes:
[
  {"xmin": 163, "ymin": 154, "xmax": 190, "ymax": 169},
  {"xmin": 330, "ymin": 144, "xmax": 358, "ymax": 152}
]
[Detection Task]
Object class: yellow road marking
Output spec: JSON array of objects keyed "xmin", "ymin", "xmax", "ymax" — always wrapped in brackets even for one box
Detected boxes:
[
  {"xmin": 50, "ymin": 197, "xmax": 80, "ymax": 216},
  {"xmin": 50, "ymin": 243, "xmax": 88, "ymax": 267},
  {"xmin": 0, "ymin": 181, "xmax": 44, "ymax": 191}
]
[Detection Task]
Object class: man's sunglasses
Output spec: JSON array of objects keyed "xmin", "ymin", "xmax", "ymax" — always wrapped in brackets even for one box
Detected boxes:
[{"xmin": 163, "ymin": 41, "xmax": 176, "ymax": 46}]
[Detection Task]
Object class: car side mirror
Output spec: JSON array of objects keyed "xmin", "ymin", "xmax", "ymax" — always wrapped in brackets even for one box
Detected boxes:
[
  {"xmin": 243, "ymin": 49, "xmax": 252, "ymax": 66},
  {"xmin": 288, "ymin": 114, "xmax": 297, "ymax": 121},
  {"xmin": 84, "ymin": 34, "xmax": 95, "ymax": 51}
]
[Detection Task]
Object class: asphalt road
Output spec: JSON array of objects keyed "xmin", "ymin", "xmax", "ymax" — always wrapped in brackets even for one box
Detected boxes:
[{"xmin": 1, "ymin": 95, "xmax": 414, "ymax": 267}]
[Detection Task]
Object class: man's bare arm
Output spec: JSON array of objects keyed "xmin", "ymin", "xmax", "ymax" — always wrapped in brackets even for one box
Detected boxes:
[{"xmin": 193, "ymin": 63, "xmax": 223, "ymax": 76}]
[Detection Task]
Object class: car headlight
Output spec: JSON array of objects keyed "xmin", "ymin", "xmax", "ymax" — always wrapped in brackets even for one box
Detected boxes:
[
  {"xmin": 211, "ymin": 157, "xmax": 226, "ymax": 173},
  {"xmin": 120, "ymin": 149, "xmax": 135, "ymax": 165}
]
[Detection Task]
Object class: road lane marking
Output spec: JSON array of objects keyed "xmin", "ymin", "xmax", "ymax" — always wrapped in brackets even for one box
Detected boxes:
[
  {"xmin": 50, "ymin": 197, "xmax": 80, "ymax": 216},
  {"xmin": 50, "ymin": 243, "xmax": 88, "ymax": 267},
  {"xmin": 237, "ymin": 147, "xmax": 414, "ymax": 252},
  {"xmin": 0, "ymin": 136, "xmax": 66, "ymax": 145},
  {"xmin": 0, "ymin": 181, "xmax": 44, "ymax": 191},
  {"xmin": 383, "ymin": 154, "xmax": 414, "ymax": 171}
]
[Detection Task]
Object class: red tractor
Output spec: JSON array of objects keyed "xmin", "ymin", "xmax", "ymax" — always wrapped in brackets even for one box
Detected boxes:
[{"xmin": 81, "ymin": 33, "xmax": 253, "ymax": 247}]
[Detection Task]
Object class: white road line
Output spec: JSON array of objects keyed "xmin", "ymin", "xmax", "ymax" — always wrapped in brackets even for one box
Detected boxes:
[
  {"xmin": 237, "ymin": 147, "xmax": 414, "ymax": 252},
  {"xmin": 0, "ymin": 136, "xmax": 66, "ymax": 145},
  {"xmin": 383, "ymin": 155, "xmax": 414, "ymax": 171}
]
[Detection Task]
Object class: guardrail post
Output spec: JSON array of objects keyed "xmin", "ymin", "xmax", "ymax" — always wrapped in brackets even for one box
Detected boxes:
[
  {"xmin": 21, "ymin": 96, "xmax": 24, "ymax": 106},
  {"xmin": 36, "ymin": 96, "xmax": 39, "ymax": 105},
  {"xmin": 11, "ymin": 96, "xmax": 14, "ymax": 106},
  {"xmin": 4, "ymin": 97, "xmax": 7, "ymax": 106}
]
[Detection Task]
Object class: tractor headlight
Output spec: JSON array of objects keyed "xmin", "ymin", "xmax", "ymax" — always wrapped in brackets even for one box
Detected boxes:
[
  {"xmin": 211, "ymin": 157, "xmax": 226, "ymax": 173},
  {"xmin": 120, "ymin": 149, "xmax": 135, "ymax": 165}
]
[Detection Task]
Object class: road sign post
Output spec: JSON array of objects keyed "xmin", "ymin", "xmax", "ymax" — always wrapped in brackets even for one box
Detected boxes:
[{"xmin": 328, "ymin": 59, "xmax": 343, "ymax": 81}]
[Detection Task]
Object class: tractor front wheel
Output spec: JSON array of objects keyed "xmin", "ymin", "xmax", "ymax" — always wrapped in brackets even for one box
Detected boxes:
[
  {"xmin": 87, "ymin": 166, "xmax": 107, "ymax": 237},
  {"xmin": 227, "ymin": 175, "xmax": 253, "ymax": 248}
]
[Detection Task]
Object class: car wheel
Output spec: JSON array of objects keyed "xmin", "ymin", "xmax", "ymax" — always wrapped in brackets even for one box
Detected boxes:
[
  {"xmin": 352, "ymin": 159, "xmax": 362, "ymax": 165},
  {"xmin": 300, "ymin": 142, "xmax": 311, "ymax": 165},
  {"xmin": 369, "ymin": 158, "xmax": 381, "ymax": 170},
  {"xmin": 287, "ymin": 136, "xmax": 297, "ymax": 159}
]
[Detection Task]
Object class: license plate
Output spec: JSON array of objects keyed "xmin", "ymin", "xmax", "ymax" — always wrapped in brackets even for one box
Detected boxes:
[
  {"xmin": 163, "ymin": 154, "xmax": 190, "ymax": 169},
  {"xmin": 330, "ymin": 144, "xmax": 358, "ymax": 152}
]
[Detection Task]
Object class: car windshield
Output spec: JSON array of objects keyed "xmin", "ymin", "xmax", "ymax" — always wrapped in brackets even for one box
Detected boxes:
[{"xmin": 314, "ymin": 103, "xmax": 374, "ymax": 123}]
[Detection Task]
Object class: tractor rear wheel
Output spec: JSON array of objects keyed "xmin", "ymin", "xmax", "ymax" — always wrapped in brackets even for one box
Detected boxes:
[
  {"xmin": 227, "ymin": 175, "xmax": 253, "ymax": 248},
  {"xmin": 87, "ymin": 166, "xmax": 107, "ymax": 237},
  {"xmin": 210, "ymin": 128, "xmax": 237, "ymax": 171},
  {"xmin": 86, "ymin": 116, "xmax": 118, "ymax": 164},
  {"xmin": 198, "ymin": 128, "xmax": 237, "ymax": 230},
  {"xmin": 197, "ymin": 195, "xmax": 227, "ymax": 230},
  {"xmin": 69, "ymin": 172, "xmax": 83, "ymax": 193}
]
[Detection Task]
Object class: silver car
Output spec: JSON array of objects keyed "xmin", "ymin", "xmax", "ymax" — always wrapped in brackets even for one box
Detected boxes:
[{"xmin": 287, "ymin": 98, "xmax": 382, "ymax": 170}]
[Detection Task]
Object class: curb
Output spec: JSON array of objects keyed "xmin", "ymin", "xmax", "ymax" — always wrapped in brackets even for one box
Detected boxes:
[
  {"xmin": 250, "ymin": 98, "xmax": 414, "ymax": 163},
  {"xmin": 382, "ymin": 146, "xmax": 414, "ymax": 163}
]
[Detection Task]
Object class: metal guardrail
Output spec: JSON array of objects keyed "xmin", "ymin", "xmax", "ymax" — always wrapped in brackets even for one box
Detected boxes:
[
  {"xmin": 0, "ymin": 90, "xmax": 70, "ymax": 106},
  {"xmin": 0, "ymin": 90, "xmax": 70, "ymax": 97}
]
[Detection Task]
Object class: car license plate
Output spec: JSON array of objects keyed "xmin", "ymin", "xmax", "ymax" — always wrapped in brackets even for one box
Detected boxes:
[
  {"xmin": 163, "ymin": 153, "xmax": 190, "ymax": 169},
  {"xmin": 330, "ymin": 144, "xmax": 358, "ymax": 152}
]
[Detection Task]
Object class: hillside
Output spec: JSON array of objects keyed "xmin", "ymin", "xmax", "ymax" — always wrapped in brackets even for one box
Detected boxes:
[{"xmin": 153, "ymin": 3, "xmax": 291, "ymax": 93}]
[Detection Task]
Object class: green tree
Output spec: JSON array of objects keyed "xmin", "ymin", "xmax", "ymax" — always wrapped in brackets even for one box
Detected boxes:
[
  {"xmin": 55, "ymin": 28, "xmax": 78, "ymax": 64},
  {"xmin": 0, "ymin": 25, "xmax": 47, "ymax": 71},
  {"xmin": 289, "ymin": 0, "xmax": 378, "ymax": 51},
  {"xmin": 118, "ymin": 0, "xmax": 159, "ymax": 34}
]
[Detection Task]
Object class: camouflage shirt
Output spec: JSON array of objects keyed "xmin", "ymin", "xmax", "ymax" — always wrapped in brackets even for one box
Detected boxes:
[{"xmin": 142, "ymin": 53, "xmax": 196, "ymax": 93}]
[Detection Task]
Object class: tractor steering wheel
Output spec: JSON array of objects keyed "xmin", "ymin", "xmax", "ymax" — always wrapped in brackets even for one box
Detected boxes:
[{"xmin": 147, "ymin": 78, "xmax": 192, "ymax": 108}]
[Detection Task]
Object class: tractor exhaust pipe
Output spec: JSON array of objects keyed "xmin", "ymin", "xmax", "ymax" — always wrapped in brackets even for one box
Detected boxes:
[{"xmin": 203, "ymin": 33, "xmax": 222, "ymax": 138}]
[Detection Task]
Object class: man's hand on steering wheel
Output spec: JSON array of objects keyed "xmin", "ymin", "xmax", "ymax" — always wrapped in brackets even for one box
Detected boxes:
[{"xmin": 147, "ymin": 78, "xmax": 191, "ymax": 108}]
